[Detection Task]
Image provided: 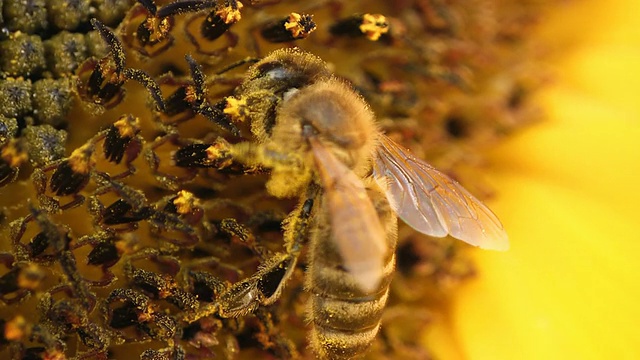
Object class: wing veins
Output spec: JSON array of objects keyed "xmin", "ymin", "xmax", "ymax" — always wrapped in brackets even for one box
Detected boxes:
[{"xmin": 373, "ymin": 135, "xmax": 508, "ymax": 250}]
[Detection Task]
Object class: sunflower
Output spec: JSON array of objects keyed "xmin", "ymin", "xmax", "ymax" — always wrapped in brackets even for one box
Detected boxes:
[{"xmin": 2, "ymin": 0, "xmax": 633, "ymax": 359}]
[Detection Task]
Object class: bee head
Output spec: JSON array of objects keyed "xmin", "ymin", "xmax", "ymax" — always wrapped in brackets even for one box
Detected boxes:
[
  {"xmin": 240, "ymin": 48, "xmax": 332, "ymax": 96},
  {"xmin": 273, "ymin": 78, "xmax": 378, "ymax": 177}
]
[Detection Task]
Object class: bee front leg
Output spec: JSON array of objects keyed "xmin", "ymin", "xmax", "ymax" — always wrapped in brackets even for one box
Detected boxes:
[
  {"xmin": 219, "ymin": 196, "xmax": 314, "ymax": 314},
  {"xmin": 183, "ymin": 198, "xmax": 314, "ymax": 322}
]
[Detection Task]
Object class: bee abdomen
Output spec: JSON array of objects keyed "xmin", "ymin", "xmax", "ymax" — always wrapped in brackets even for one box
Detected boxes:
[
  {"xmin": 307, "ymin": 255, "xmax": 395, "ymax": 359},
  {"xmin": 311, "ymin": 288, "xmax": 389, "ymax": 332},
  {"xmin": 309, "ymin": 322, "xmax": 381, "ymax": 359},
  {"xmin": 306, "ymin": 181, "xmax": 397, "ymax": 359}
]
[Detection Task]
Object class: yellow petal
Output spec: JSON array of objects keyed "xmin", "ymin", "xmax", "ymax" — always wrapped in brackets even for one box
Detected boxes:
[{"xmin": 441, "ymin": 0, "xmax": 640, "ymax": 358}]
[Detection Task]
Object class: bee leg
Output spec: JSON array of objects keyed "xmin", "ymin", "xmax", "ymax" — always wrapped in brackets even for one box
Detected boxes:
[
  {"xmin": 183, "ymin": 256, "xmax": 244, "ymax": 277},
  {"xmin": 222, "ymin": 141, "xmax": 304, "ymax": 176},
  {"xmin": 284, "ymin": 196, "xmax": 315, "ymax": 255},
  {"xmin": 221, "ymin": 196, "xmax": 314, "ymax": 310},
  {"xmin": 185, "ymin": 198, "xmax": 314, "ymax": 323}
]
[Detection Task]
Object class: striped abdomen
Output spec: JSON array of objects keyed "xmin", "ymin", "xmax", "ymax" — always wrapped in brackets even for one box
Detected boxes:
[{"xmin": 306, "ymin": 181, "xmax": 397, "ymax": 359}]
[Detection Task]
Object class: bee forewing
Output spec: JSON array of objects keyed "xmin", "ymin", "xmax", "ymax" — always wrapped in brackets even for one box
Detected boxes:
[
  {"xmin": 372, "ymin": 135, "xmax": 509, "ymax": 251},
  {"xmin": 309, "ymin": 139, "xmax": 387, "ymax": 293}
]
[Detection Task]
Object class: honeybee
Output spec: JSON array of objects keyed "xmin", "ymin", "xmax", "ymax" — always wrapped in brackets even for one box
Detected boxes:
[{"xmin": 200, "ymin": 48, "xmax": 508, "ymax": 358}]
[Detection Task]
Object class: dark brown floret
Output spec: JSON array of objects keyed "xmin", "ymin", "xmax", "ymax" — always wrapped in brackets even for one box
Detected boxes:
[
  {"xmin": 160, "ymin": 0, "xmax": 242, "ymax": 42},
  {"xmin": 187, "ymin": 270, "xmax": 227, "ymax": 303},
  {"xmin": 88, "ymin": 176, "xmax": 156, "ymax": 233},
  {"xmin": 103, "ymin": 114, "xmax": 142, "ymax": 164},
  {"xmin": 26, "ymin": 232, "xmax": 55, "ymax": 260},
  {"xmin": 105, "ymin": 288, "xmax": 178, "ymax": 341},
  {"xmin": 134, "ymin": 2, "xmax": 175, "ymax": 53},
  {"xmin": 162, "ymin": 83, "xmax": 193, "ymax": 119},
  {"xmin": 76, "ymin": 18, "xmax": 165, "ymax": 111},
  {"xmin": 155, "ymin": 0, "xmax": 216, "ymax": 19},
  {"xmin": 173, "ymin": 142, "xmax": 233, "ymax": 169},
  {"xmin": 101, "ymin": 199, "xmax": 153, "ymax": 226},
  {"xmin": 159, "ymin": 0, "xmax": 241, "ymax": 56},
  {"xmin": 127, "ymin": 266, "xmax": 198, "ymax": 312},
  {"xmin": 30, "ymin": 210, "xmax": 96, "ymax": 310},
  {"xmin": 49, "ymin": 144, "xmax": 94, "ymax": 197},
  {"xmin": 87, "ymin": 241, "xmax": 120, "ymax": 267},
  {"xmin": 106, "ymin": 288, "xmax": 152, "ymax": 328},
  {"xmin": 0, "ymin": 255, "xmax": 45, "ymax": 304}
]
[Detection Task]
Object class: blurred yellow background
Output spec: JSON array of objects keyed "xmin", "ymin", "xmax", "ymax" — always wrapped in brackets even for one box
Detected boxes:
[{"xmin": 430, "ymin": 0, "xmax": 640, "ymax": 358}]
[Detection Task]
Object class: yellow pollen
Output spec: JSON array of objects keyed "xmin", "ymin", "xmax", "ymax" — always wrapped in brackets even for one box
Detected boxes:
[{"xmin": 359, "ymin": 14, "xmax": 389, "ymax": 41}]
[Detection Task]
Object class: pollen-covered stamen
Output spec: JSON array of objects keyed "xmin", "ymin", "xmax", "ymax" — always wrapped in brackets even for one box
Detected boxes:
[
  {"xmin": 261, "ymin": 12, "xmax": 316, "ymax": 43},
  {"xmin": 198, "ymin": 0, "xmax": 243, "ymax": 40},
  {"xmin": 359, "ymin": 14, "xmax": 389, "ymax": 41},
  {"xmin": 114, "ymin": 115, "xmax": 140, "ymax": 139},
  {"xmin": 16, "ymin": 264, "xmax": 44, "ymax": 290},
  {"xmin": 140, "ymin": 16, "xmax": 173, "ymax": 44},
  {"xmin": 184, "ymin": 85, "xmax": 200, "ymax": 105},
  {"xmin": 68, "ymin": 143, "xmax": 96, "ymax": 175},
  {"xmin": 217, "ymin": 0, "xmax": 243, "ymax": 24},
  {"xmin": 330, "ymin": 13, "xmax": 389, "ymax": 41},
  {"xmin": 91, "ymin": 18, "xmax": 126, "ymax": 71},
  {"xmin": 284, "ymin": 13, "xmax": 316, "ymax": 39},
  {"xmin": 172, "ymin": 190, "xmax": 200, "ymax": 215},
  {"xmin": 3, "ymin": 316, "xmax": 29, "ymax": 342},
  {"xmin": 223, "ymin": 96, "xmax": 249, "ymax": 122},
  {"xmin": 205, "ymin": 141, "xmax": 233, "ymax": 169},
  {"xmin": 173, "ymin": 138, "xmax": 233, "ymax": 169}
]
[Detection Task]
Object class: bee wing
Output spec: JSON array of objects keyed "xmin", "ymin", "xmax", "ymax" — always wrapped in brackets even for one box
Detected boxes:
[
  {"xmin": 372, "ymin": 135, "xmax": 509, "ymax": 251},
  {"xmin": 309, "ymin": 138, "xmax": 387, "ymax": 293}
]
